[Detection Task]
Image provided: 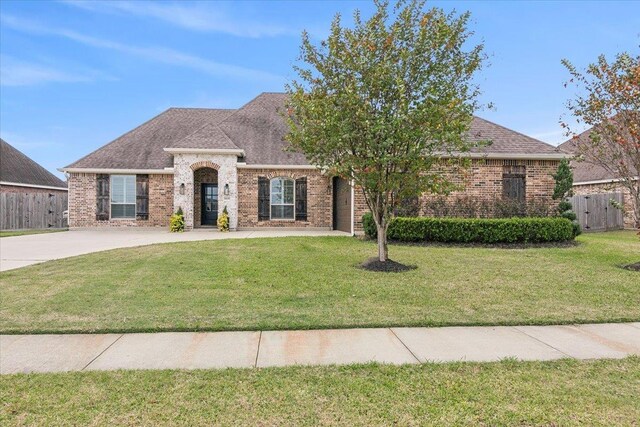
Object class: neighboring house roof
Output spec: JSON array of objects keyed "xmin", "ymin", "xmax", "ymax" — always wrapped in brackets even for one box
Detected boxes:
[
  {"xmin": 64, "ymin": 93, "xmax": 564, "ymax": 171},
  {"xmin": 559, "ymin": 127, "xmax": 638, "ymax": 183},
  {"xmin": 0, "ymin": 139, "xmax": 67, "ymax": 189}
]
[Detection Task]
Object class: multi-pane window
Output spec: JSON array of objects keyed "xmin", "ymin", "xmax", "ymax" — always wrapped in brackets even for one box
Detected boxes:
[
  {"xmin": 270, "ymin": 178, "xmax": 294, "ymax": 219},
  {"xmin": 110, "ymin": 175, "xmax": 136, "ymax": 218}
]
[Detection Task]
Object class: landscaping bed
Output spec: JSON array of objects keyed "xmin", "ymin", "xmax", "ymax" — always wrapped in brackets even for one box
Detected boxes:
[
  {"xmin": 0, "ymin": 231, "xmax": 637, "ymax": 334},
  {"xmin": 1, "ymin": 358, "xmax": 638, "ymax": 426}
]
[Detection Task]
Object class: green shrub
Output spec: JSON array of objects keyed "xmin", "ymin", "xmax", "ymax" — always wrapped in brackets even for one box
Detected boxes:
[
  {"xmin": 363, "ymin": 215, "xmax": 575, "ymax": 243},
  {"xmin": 561, "ymin": 210, "xmax": 577, "ymax": 221},
  {"xmin": 362, "ymin": 212, "xmax": 378, "ymax": 238},
  {"xmin": 572, "ymin": 221, "xmax": 582, "ymax": 237},
  {"xmin": 557, "ymin": 200, "xmax": 572, "ymax": 213},
  {"xmin": 170, "ymin": 211, "xmax": 185, "ymax": 232}
]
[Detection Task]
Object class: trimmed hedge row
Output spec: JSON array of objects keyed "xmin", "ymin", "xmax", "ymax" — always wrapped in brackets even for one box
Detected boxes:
[{"xmin": 362, "ymin": 213, "xmax": 575, "ymax": 243}]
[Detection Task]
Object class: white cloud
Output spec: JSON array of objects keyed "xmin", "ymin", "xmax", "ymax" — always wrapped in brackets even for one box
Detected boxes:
[
  {"xmin": 0, "ymin": 55, "xmax": 92, "ymax": 86},
  {"xmin": 60, "ymin": 0, "xmax": 297, "ymax": 38},
  {"xmin": 1, "ymin": 14, "xmax": 284, "ymax": 83}
]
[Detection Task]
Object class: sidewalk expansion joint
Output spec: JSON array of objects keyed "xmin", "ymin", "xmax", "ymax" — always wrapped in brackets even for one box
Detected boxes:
[
  {"xmin": 512, "ymin": 326, "xmax": 573, "ymax": 358},
  {"xmin": 81, "ymin": 334, "xmax": 124, "ymax": 371},
  {"xmin": 389, "ymin": 328, "xmax": 421, "ymax": 363},
  {"xmin": 254, "ymin": 331, "xmax": 263, "ymax": 368}
]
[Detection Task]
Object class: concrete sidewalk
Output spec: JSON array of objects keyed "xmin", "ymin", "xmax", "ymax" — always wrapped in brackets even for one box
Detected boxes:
[
  {"xmin": 0, "ymin": 228, "xmax": 349, "ymax": 271},
  {"xmin": 2, "ymin": 323, "xmax": 639, "ymax": 374}
]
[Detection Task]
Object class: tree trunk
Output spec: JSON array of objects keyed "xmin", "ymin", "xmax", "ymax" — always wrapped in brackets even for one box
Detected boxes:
[{"xmin": 376, "ymin": 222, "xmax": 388, "ymax": 262}]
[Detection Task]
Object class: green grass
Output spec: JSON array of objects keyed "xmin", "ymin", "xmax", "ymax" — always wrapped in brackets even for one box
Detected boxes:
[
  {"xmin": 1, "ymin": 358, "xmax": 638, "ymax": 426},
  {"xmin": 0, "ymin": 231, "xmax": 638, "ymax": 334},
  {"xmin": 0, "ymin": 228, "xmax": 67, "ymax": 238}
]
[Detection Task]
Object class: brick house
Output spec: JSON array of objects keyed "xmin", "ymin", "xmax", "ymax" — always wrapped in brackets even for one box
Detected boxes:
[
  {"xmin": 62, "ymin": 93, "xmax": 567, "ymax": 233},
  {"xmin": 559, "ymin": 128, "xmax": 638, "ymax": 229}
]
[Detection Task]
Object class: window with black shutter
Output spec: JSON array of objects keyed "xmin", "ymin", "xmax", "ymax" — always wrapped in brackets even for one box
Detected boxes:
[
  {"xmin": 136, "ymin": 174, "xmax": 149, "ymax": 220},
  {"xmin": 295, "ymin": 177, "xmax": 307, "ymax": 221},
  {"xmin": 258, "ymin": 177, "xmax": 270, "ymax": 221},
  {"xmin": 502, "ymin": 165, "xmax": 526, "ymax": 203},
  {"xmin": 96, "ymin": 174, "xmax": 110, "ymax": 220}
]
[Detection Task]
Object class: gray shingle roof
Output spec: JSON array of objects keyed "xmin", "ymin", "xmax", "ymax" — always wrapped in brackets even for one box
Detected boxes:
[
  {"xmin": 66, "ymin": 108, "xmax": 234, "ymax": 169},
  {"xmin": 559, "ymin": 127, "xmax": 638, "ymax": 183},
  {"xmin": 467, "ymin": 117, "xmax": 562, "ymax": 155},
  {"xmin": 65, "ymin": 93, "xmax": 563, "ymax": 170},
  {"xmin": 1, "ymin": 139, "xmax": 67, "ymax": 189}
]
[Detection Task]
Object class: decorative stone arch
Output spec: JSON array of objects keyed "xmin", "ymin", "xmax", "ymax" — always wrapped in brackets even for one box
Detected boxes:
[{"xmin": 190, "ymin": 160, "xmax": 221, "ymax": 171}]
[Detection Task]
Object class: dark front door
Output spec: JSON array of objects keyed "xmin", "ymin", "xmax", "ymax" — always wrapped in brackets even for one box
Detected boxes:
[
  {"xmin": 333, "ymin": 177, "xmax": 352, "ymax": 232},
  {"xmin": 201, "ymin": 184, "xmax": 218, "ymax": 226}
]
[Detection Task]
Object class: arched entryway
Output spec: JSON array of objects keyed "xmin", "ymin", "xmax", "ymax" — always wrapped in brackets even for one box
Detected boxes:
[{"xmin": 193, "ymin": 166, "xmax": 218, "ymax": 227}]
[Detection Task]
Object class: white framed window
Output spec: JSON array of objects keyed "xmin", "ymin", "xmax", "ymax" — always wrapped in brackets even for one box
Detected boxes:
[
  {"xmin": 270, "ymin": 177, "xmax": 294, "ymax": 220},
  {"xmin": 110, "ymin": 175, "xmax": 136, "ymax": 218}
]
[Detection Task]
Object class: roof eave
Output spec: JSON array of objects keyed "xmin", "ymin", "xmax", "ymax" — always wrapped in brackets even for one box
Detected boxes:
[
  {"xmin": 59, "ymin": 167, "xmax": 174, "ymax": 174},
  {"xmin": 441, "ymin": 152, "xmax": 569, "ymax": 160},
  {"xmin": 163, "ymin": 148, "xmax": 245, "ymax": 155}
]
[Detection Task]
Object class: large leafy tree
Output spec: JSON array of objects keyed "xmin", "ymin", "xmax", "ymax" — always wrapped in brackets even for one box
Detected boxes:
[
  {"xmin": 562, "ymin": 51, "xmax": 640, "ymax": 229},
  {"xmin": 285, "ymin": 0, "xmax": 486, "ymax": 262}
]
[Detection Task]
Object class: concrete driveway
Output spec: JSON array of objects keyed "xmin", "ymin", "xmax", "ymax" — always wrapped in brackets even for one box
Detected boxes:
[{"xmin": 0, "ymin": 228, "xmax": 349, "ymax": 272}]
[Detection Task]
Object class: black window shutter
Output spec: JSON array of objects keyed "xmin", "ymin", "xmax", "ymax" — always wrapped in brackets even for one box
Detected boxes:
[
  {"xmin": 295, "ymin": 177, "xmax": 307, "ymax": 221},
  {"xmin": 136, "ymin": 174, "xmax": 149, "ymax": 220},
  {"xmin": 258, "ymin": 177, "xmax": 270, "ymax": 221},
  {"xmin": 96, "ymin": 174, "xmax": 110, "ymax": 221},
  {"xmin": 502, "ymin": 166, "xmax": 526, "ymax": 203}
]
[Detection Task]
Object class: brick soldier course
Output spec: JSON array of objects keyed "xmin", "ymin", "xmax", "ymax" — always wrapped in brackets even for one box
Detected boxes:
[{"xmin": 62, "ymin": 93, "xmax": 568, "ymax": 233}]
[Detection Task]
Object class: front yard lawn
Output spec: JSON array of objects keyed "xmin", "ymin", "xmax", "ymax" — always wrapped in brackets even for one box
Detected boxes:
[
  {"xmin": 1, "ymin": 358, "xmax": 638, "ymax": 426},
  {"xmin": 0, "ymin": 228, "xmax": 67, "ymax": 238},
  {"xmin": 0, "ymin": 231, "xmax": 638, "ymax": 334}
]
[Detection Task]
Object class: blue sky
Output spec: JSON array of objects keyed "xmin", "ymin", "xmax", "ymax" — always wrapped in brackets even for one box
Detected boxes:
[{"xmin": 1, "ymin": 1, "xmax": 638, "ymax": 179}]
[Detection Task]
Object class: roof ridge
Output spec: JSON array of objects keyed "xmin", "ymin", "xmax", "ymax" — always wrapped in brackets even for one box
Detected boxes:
[{"xmin": 473, "ymin": 115, "xmax": 559, "ymax": 151}]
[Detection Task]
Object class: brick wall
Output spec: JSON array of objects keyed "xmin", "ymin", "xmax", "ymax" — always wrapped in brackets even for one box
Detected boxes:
[
  {"xmin": 0, "ymin": 185, "xmax": 67, "ymax": 195},
  {"xmin": 237, "ymin": 168, "xmax": 332, "ymax": 228},
  {"xmin": 353, "ymin": 159, "xmax": 559, "ymax": 233},
  {"xmin": 68, "ymin": 173, "xmax": 173, "ymax": 227},
  {"xmin": 573, "ymin": 182, "xmax": 637, "ymax": 229}
]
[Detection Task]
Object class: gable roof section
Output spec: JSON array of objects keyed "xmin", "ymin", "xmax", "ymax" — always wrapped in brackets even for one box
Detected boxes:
[
  {"xmin": 167, "ymin": 123, "xmax": 241, "ymax": 151},
  {"xmin": 64, "ymin": 93, "xmax": 565, "ymax": 171},
  {"xmin": 65, "ymin": 108, "xmax": 234, "ymax": 169},
  {"xmin": 217, "ymin": 93, "xmax": 308, "ymax": 165},
  {"xmin": 1, "ymin": 139, "xmax": 67, "ymax": 189},
  {"xmin": 559, "ymin": 127, "xmax": 638, "ymax": 183}
]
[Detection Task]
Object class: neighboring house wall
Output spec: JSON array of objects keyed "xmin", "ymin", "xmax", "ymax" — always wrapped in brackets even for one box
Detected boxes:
[
  {"xmin": 67, "ymin": 173, "xmax": 173, "ymax": 227},
  {"xmin": 0, "ymin": 184, "xmax": 67, "ymax": 194},
  {"xmin": 237, "ymin": 168, "xmax": 332, "ymax": 228},
  {"xmin": 573, "ymin": 182, "xmax": 636, "ymax": 229},
  {"xmin": 352, "ymin": 159, "xmax": 559, "ymax": 234}
]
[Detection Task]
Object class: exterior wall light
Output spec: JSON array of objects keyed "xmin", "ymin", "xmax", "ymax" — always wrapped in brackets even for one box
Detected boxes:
[
  {"xmin": 179, "ymin": 183, "xmax": 185, "ymax": 195},
  {"xmin": 224, "ymin": 183, "xmax": 230, "ymax": 196}
]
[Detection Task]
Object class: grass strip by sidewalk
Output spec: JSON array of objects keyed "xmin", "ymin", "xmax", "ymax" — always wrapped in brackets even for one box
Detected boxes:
[
  {"xmin": 0, "ymin": 228, "xmax": 67, "ymax": 238},
  {"xmin": 1, "ymin": 357, "xmax": 638, "ymax": 426}
]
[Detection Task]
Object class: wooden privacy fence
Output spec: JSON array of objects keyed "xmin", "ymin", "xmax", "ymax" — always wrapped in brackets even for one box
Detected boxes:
[
  {"xmin": 570, "ymin": 192, "xmax": 624, "ymax": 232},
  {"xmin": 0, "ymin": 192, "xmax": 68, "ymax": 230}
]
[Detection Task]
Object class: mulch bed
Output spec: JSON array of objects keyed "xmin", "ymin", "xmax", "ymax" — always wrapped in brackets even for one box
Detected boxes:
[
  {"xmin": 622, "ymin": 262, "xmax": 640, "ymax": 272},
  {"xmin": 359, "ymin": 257, "xmax": 417, "ymax": 273}
]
